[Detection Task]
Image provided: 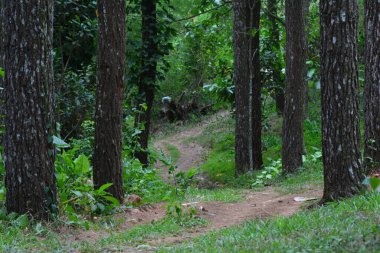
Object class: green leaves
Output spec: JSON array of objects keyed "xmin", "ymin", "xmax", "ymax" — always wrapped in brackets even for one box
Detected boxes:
[
  {"xmin": 13, "ymin": 215, "xmax": 29, "ymax": 229},
  {"xmin": 74, "ymin": 154, "xmax": 91, "ymax": 174},
  {"xmin": 0, "ymin": 67, "xmax": 4, "ymax": 77},
  {"xmin": 53, "ymin": 135, "xmax": 70, "ymax": 149},
  {"xmin": 363, "ymin": 177, "xmax": 380, "ymax": 193}
]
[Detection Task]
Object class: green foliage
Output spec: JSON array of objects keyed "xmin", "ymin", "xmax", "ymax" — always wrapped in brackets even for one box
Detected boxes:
[
  {"xmin": 55, "ymin": 148, "xmax": 120, "ymax": 229},
  {"xmin": 56, "ymin": 65, "xmax": 96, "ymax": 139},
  {"xmin": 252, "ymin": 149, "xmax": 323, "ymax": 188},
  {"xmin": 0, "ymin": 208, "xmax": 29, "ymax": 230},
  {"xmin": 123, "ymin": 157, "xmax": 169, "ymax": 203},
  {"xmin": 158, "ymin": 0, "xmax": 233, "ymax": 108},
  {"xmin": 0, "ymin": 67, "xmax": 4, "ymax": 77},
  {"xmin": 251, "ymin": 158, "xmax": 282, "ymax": 187},
  {"xmin": 363, "ymin": 177, "xmax": 380, "ymax": 193}
]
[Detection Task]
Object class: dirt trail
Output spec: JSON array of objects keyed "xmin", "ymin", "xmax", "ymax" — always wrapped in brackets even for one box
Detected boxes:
[
  {"xmin": 67, "ymin": 112, "xmax": 321, "ymax": 252},
  {"xmin": 154, "ymin": 111, "xmax": 230, "ymax": 179},
  {"xmin": 148, "ymin": 188, "xmax": 321, "ymax": 247}
]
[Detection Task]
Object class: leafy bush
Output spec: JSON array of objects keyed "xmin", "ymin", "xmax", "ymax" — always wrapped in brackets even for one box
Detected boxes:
[
  {"xmin": 252, "ymin": 149, "xmax": 323, "ymax": 187},
  {"xmin": 55, "ymin": 147, "xmax": 119, "ymax": 228},
  {"xmin": 123, "ymin": 157, "xmax": 169, "ymax": 203}
]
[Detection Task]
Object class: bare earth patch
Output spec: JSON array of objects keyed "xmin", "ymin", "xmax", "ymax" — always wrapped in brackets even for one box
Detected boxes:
[
  {"xmin": 63, "ymin": 188, "xmax": 321, "ymax": 252},
  {"xmin": 147, "ymin": 188, "xmax": 321, "ymax": 247}
]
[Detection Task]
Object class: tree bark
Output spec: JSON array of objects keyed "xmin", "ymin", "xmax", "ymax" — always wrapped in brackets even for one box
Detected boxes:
[
  {"xmin": 2, "ymin": 0, "xmax": 57, "ymax": 219},
  {"xmin": 268, "ymin": 0, "xmax": 285, "ymax": 115},
  {"xmin": 93, "ymin": 0, "xmax": 125, "ymax": 202},
  {"xmin": 320, "ymin": 0, "xmax": 364, "ymax": 202},
  {"xmin": 303, "ymin": 0, "xmax": 310, "ymax": 119},
  {"xmin": 364, "ymin": 0, "xmax": 380, "ymax": 173},
  {"xmin": 282, "ymin": 0, "xmax": 306, "ymax": 173},
  {"xmin": 134, "ymin": 0, "xmax": 158, "ymax": 166},
  {"xmin": 233, "ymin": 0, "xmax": 263, "ymax": 175}
]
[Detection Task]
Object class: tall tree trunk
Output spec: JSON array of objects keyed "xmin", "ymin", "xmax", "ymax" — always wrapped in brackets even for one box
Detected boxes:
[
  {"xmin": 134, "ymin": 0, "xmax": 158, "ymax": 166},
  {"xmin": 0, "ymin": 0, "xmax": 4, "ymax": 145},
  {"xmin": 268, "ymin": 0, "xmax": 285, "ymax": 115},
  {"xmin": 282, "ymin": 0, "xmax": 306, "ymax": 173},
  {"xmin": 303, "ymin": 0, "xmax": 310, "ymax": 119},
  {"xmin": 233, "ymin": 0, "xmax": 263, "ymax": 175},
  {"xmin": 364, "ymin": 1, "xmax": 380, "ymax": 173},
  {"xmin": 93, "ymin": 0, "xmax": 125, "ymax": 202},
  {"xmin": 2, "ymin": 0, "xmax": 57, "ymax": 219},
  {"xmin": 320, "ymin": 0, "xmax": 364, "ymax": 202}
]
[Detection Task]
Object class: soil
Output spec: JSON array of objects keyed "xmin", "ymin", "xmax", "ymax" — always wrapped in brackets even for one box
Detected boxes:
[
  {"xmin": 65, "ymin": 112, "xmax": 322, "ymax": 252},
  {"xmin": 147, "ymin": 188, "xmax": 321, "ymax": 247}
]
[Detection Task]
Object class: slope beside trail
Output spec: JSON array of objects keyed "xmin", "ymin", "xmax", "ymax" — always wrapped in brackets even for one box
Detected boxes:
[{"xmin": 153, "ymin": 110, "xmax": 230, "ymax": 180}]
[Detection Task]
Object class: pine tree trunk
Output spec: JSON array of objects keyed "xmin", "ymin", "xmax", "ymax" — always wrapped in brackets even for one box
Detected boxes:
[
  {"xmin": 0, "ymin": 0, "xmax": 4, "ymax": 145},
  {"xmin": 304, "ymin": 0, "xmax": 310, "ymax": 119},
  {"xmin": 2, "ymin": 0, "xmax": 57, "ymax": 219},
  {"xmin": 320, "ymin": 0, "xmax": 364, "ymax": 202},
  {"xmin": 282, "ymin": 0, "xmax": 306, "ymax": 173},
  {"xmin": 134, "ymin": 0, "xmax": 158, "ymax": 166},
  {"xmin": 364, "ymin": 1, "xmax": 380, "ymax": 172},
  {"xmin": 93, "ymin": 0, "xmax": 125, "ymax": 202},
  {"xmin": 233, "ymin": 0, "xmax": 263, "ymax": 175},
  {"xmin": 268, "ymin": 0, "xmax": 285, "ymax": 115}
]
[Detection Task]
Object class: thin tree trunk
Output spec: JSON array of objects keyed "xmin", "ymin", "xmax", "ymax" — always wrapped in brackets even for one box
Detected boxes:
[
  {"xmin": 234, "ymin": 0, "xmax": 263, "ymax": 175},
  {"xmin": 134, "ymin": 0, "xmax": 158, "ymax": 166},
  {"xmin": 364, "ymin": 0, "xmax": 380, "ymax": 173},
  {"xmin": 268, "ymin": 0, "xmax": 285, "ymax": 115},
  {"xmin": 320, "ymin": 0, "xmax": 364, "ymax": 202},
  {"xmin": 93, "ymin": 0, "xmax": 125, "ymax": 202},
  {"xmin": 282, "ymin": 0, "xmax": 306, "ymax": 173},
  {"xmin": 2, "ymin": 0, "xmax": 57, "ymax": 219}
]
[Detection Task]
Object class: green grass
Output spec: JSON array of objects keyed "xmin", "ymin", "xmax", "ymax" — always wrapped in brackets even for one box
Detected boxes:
[
  {"xmin": 184, "ymin": 187, "xmax": 244, "ymax": 203},
  {"xmin": 163, "ymin": 143, "xmax": 181, "ymax": 163},
  {"xmin": 159, "ymin": 193, "xmax": 380, "ymax": 252},
  {"xmin": 189, "ymin": 103, "xmax": 323, "ymax": 189},
  {"xmin": 276, "ymin": 163, "xmax": 323, "ymax": 194}
]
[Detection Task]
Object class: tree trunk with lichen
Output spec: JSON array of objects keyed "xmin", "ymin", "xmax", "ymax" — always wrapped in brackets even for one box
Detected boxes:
[
  {"xmin": 320, "ymin": 0, "xmax": 364, "ymax": 202},
  {"xmin": 364, "ymin": 0, "xmax": 380, "ymax": 173},
  {"xmin": 282, "ymin": 0, "xmax": 306, "ymax": 173},
  {"xmin": 93, "ymin": 0, "xmax": 125, "ymax": 202},
  {"xmin": 134, "ymin": 0, "xmax": 158, "ymax": 166},
  {"xmin": 2, "ymin": 0, "xmax": 57, "ymax": 219},
  {"xmin": 233, "ymin": 0, "xmax": 263, "ymax": 175}
]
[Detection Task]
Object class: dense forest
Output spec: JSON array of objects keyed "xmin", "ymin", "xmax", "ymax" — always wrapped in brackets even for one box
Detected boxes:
[{"xmin": 0, "ymin": 0, "xmax": 379, "ymax": 252}]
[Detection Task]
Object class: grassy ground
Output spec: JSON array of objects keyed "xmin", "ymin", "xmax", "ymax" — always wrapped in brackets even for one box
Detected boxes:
[{"xmin": 158, "ymin": 193, "xmax": 380, "ymax": 253}]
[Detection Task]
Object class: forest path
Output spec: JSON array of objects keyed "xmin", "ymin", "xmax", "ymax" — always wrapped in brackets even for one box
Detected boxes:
[
  {"xmin": 146, "ymin": 188, "xmax": 321, "ymax": 248},
  {"xmin": 153, "ymin": 110, "xmax": 230, "ymax": 180},
  {"xmin": 68, "ymin": 112, "xmax": 322, "ymax": 252}
]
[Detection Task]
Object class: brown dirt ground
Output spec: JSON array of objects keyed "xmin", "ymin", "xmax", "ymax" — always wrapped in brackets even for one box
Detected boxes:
[{"xmin": 65, "ymin": 187, "xmax": 321, "ymax": 252}]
